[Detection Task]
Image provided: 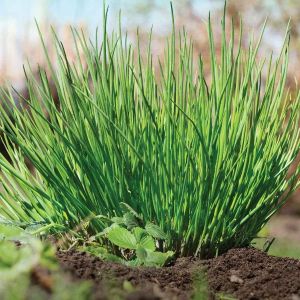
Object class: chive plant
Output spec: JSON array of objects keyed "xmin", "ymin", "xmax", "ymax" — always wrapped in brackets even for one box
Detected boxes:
[{"xmin": 0, "ymin": 5, "xmax": 299, "ymax": 257}]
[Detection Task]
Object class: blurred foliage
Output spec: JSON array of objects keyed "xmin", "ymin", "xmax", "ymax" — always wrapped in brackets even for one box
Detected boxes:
[
  {"xmin": 254, "ymin": 237, "xmax": 300, "ymax": 259},
  {"xmin": 0, "ymin": 226, "xmax": 91, "ymax": 300}
]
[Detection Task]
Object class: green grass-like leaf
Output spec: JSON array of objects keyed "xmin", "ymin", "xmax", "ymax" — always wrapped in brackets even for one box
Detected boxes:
[{"xmin": 0, "ymin": 4, "xmax": 299, "ymax": 257}]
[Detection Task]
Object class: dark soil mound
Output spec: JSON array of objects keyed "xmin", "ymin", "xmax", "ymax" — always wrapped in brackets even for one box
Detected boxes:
[
  {"xmin": 53, "ymin": 248, "xmax": 300, "ymax": 300},
  {"xmin": 205, "ymin": 247, "xmax": 300, "ymax": 300},
  {"xmin": 56, "ymin": 250, "xmax": 196, "ymax": 299}
]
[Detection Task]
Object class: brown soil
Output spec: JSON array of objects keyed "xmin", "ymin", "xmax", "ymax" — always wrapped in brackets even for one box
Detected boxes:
[
  {"xmin": 56, "ymin": 250, "xmax": 195, "ymax": 300},
  {"xmin": 46, "ymin": 247, "xmax": 300, "ymax": 300},
  {"xmin": 204, "ymin": 248, "xmax": 300, "ymax": 300}
]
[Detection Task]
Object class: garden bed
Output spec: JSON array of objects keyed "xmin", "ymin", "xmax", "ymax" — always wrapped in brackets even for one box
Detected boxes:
[{"xmin": 30, "ymin": 247, "xmax": 300, "ymax": 299}]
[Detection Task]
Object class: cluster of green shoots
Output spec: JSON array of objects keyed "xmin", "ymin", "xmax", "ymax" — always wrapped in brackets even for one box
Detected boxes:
[{"xmin": 0, "ymin": 5, "xmax": 299, "ymax": 258}]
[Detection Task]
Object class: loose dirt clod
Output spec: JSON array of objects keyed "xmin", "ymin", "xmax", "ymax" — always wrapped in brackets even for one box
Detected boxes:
[
  {"xmin": 54, "ymin": 247, "xmax": 300, "ymax": 299},
  {"xmin": 229, "ymin": 274, "xmax": 244, "ymax": 284}
]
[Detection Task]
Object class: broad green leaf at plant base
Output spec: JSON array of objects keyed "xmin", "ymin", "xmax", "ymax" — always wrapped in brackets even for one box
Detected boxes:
[{"xmin": 107, "ymin": 226, "xmax": 137, "ymax": 250}]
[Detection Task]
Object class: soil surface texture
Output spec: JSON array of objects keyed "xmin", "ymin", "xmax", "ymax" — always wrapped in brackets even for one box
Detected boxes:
[{"xmin": 47, "ymin": 247, "xmax": 300, "ymax": 300}]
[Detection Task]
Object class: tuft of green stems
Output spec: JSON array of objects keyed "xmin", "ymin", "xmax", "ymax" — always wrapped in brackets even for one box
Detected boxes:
[{"xmin": 0, "ymin": 5, "xmax": 299, "ymax": 258}]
